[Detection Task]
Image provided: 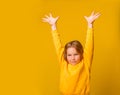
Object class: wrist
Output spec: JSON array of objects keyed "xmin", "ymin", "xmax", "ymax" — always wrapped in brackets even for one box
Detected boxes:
[
  {"xmin": 51, "ymin": 24, "xmax": 56, "ymax": 31},
  {"xmin": 88, "ymin": 23, "xmax": 93, "ymax": 28}
]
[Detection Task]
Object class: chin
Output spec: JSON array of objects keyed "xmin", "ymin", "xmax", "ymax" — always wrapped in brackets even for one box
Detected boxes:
[
  {"xmin": 71, "ymin": 61, "xmax": 81, "ymax": 65},
  {"xmin": 70, "ymin": 62, "xmax": 78, "ymax": 65}
]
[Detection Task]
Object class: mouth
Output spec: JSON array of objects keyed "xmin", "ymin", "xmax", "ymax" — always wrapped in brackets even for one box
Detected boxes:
[{"xmin": 71, "ymin": 61, "xmax": 76, "ymax": 63}]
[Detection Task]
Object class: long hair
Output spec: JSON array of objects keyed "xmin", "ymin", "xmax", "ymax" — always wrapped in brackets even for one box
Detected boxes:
[{"xmin": 64, "ymin": 40, "xmax": 83, "ymax": 61}]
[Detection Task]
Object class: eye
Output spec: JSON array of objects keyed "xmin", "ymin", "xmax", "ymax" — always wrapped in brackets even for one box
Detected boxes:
[
  {"xmin": 74, "ymin": 54, "xmax": 78, "ymax": 55},
  {"xmin": 67, "ymin": 54, "xmax": 71, "ymax": 56}
]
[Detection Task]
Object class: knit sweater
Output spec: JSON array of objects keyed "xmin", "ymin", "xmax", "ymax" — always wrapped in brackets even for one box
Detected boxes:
[{"xmin": 51, "ymin": 28, "xmax": 94, "ymax": 95}]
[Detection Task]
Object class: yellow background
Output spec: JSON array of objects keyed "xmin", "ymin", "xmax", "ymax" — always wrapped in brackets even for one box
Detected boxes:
[{"xmin": 0, "ymin": 0, "xmax": 120, "ymax": 95}]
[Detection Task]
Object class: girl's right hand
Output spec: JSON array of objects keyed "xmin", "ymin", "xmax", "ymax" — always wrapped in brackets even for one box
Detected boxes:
[{"xmin": 42, "ymin": 13, "xmax": 59, "ymax": 26}]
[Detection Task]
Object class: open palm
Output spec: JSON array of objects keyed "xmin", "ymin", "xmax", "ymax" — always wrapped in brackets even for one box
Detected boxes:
[
  {"xmin": 84, "ymin": 11, "xmax": 100, "ymax": 24},
  {"xmin": 42, "ymin": 13, "xmax": 59, "ymax": 25}
]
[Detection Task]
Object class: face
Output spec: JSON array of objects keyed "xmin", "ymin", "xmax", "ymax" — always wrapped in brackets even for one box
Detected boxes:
[{"xmin": 66, "ymin": 47, "xmax": 81, "ymax": 65}]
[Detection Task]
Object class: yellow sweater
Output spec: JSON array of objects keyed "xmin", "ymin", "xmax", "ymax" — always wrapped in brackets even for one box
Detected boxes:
[{"xmin": 51, "ymin": 28, "xmax": 94, "ymax": 95}]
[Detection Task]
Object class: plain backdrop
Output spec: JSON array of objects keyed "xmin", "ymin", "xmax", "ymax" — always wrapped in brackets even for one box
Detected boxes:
[{"xmin": 0, "ymin": 0, "xmax": 120, "ymax": 95}]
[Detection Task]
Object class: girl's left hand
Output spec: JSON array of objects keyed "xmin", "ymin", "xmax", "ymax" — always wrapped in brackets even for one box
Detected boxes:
[{"xmin": 84, "ymin": 11, "xmax": 101, "ymax": 24}]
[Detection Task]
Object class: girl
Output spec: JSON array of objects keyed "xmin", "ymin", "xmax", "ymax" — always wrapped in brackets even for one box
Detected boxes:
[{"xmin": 42, "ymin": 11, "xmax": 100, "ymax": 95}]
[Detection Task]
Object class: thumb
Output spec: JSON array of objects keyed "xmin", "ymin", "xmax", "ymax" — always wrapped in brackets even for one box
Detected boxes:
[
  {"xmin": 55, "ymin": 16, "xmax": 59, "ymax": 20},
  {"xmin": 84, "ymin": 16, "xmax": 87, "ymax": 20}
]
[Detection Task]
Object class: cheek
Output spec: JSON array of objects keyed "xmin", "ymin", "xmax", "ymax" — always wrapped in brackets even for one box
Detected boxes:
[
  {"xmin": 67, "ymin": 56, "xmax": 73, "ymax": 63},
  {"xmin": 67, "ymin": 56, "xmax": 70, "ymax": 61},
  {"xmin": 76, "ymin": 55, "xmax": 81, "ymax": 60}
]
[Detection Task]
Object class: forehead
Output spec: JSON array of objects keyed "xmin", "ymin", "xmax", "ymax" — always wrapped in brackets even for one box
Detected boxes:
[{"xmin": 67, "ymin": 47, "xmax": 78, "ymax": 54}]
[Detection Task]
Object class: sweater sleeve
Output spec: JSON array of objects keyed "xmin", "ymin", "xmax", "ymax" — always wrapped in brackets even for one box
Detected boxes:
[
  {"xmin": 83, "ymin": 27, "xmax": 94, "ymax": 71},
  {"xmin": 51, "ymin": 30, "xmax": 64, "ymax": 63}
]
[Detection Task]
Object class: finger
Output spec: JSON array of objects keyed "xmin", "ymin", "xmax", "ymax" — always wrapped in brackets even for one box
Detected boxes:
[
  {"xmin": 84, "ymin": 16, "xmax": 87, "ymax": 20},
  {"xmin": 42, "ymin": 18, "xmax": 49, "ymax": 22},
  {"xmin": 49, "ymin": 13, "xmax": 53, "ymax": 17},
  {"xmin": 91, "ymin": 11, "xmax": 95, "ymax": 16},
  {"xmin": 45, "ymin": 15, "xmax": 49, "ymax": 19},
  {"xmin": 55, "ymin": 16, "xmax": 59, "ymax": 20},
  {"xmin": 94, "ymin": 12, "xmax": 100, "ymax": 17},
  {"xmin": 94, "ymin": 13, "xmax": 101, "ymax": 19}
]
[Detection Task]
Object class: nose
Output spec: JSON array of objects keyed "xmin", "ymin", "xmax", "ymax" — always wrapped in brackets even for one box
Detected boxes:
[{"xmin": 71, "ymin": 55, "xmax": 75, "ymax": 60}]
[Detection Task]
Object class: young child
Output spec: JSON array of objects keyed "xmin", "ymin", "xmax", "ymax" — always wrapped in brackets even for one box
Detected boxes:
[{"xmin": 42, "ymin": 11, "xmax": 100, "ymax": 95}]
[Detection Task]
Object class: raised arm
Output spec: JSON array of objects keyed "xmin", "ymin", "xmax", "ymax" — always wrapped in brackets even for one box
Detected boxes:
[
  {"xmin": 42, "ymin": 13, "xmax": 63, "ymax": 63},
  {"xmin": 84, "ymin": 11, "xmax": 100, "ymax": 70}
]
